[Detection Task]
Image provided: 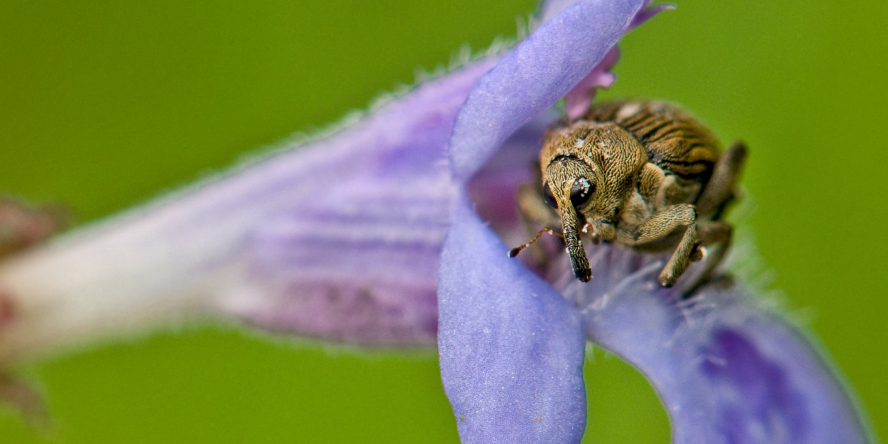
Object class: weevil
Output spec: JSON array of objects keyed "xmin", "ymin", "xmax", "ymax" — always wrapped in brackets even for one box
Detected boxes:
[{"xmin": 510, "ymin": 100, "xmax": 747, "ymax": 293}]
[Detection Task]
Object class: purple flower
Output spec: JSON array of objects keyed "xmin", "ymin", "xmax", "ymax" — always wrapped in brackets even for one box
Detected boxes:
[{"xmin": 0, "ymin": 0, "xmax": 873, "ymax": 443}]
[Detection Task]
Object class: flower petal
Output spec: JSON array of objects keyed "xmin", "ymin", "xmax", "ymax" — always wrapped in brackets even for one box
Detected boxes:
[
  {"xmin": 466, "ymin": 111, "xmax": 556, "ymax": 233},
  {"xmin": 447, "ymin": 0, "xmax": 646, "ymax": 182},
  {"xmin": 557, "ymin": 246, "xmax": 873, "ymax": 444},
  {"xmin": 537, "ymin": 0, "xmax": 583, "ymax": 25},
  {"xmin": 437, "ymin": 194, "xmax": 587, "ymax": 444}
]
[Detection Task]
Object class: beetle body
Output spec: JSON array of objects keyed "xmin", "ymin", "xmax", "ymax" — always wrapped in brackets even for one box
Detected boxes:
[{"xmin": 517, "ymin": 100, "xmax": 746, "ymax": 291}]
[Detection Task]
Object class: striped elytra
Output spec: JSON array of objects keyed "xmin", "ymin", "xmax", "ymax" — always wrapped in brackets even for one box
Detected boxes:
[{"xmin": 583, "ymin": 100, "xmax": 720, "ymax": 182}]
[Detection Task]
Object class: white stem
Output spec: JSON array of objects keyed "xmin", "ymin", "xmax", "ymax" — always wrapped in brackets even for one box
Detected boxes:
[
  {"xmin": 0, "ymin": 204, "xmax": 242, "ymax": 364},
  {"xmin": 0, "ymin": 141, "xmax": 347, "ymax": 364}
]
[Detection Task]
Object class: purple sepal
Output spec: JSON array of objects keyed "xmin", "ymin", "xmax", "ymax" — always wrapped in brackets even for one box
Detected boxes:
[
  {"xmin": 563, "ymin": 46, "xmax": 619, "ymax": 120},
  {"xmin": 556, "ymin": 246, "xmax": 872, "ymax": 444},
  {"xmin": 629, "ymin": 1, "xmax": 675, "ymax": 31},
  {"xmin": 438, "ymin": 194, "xmax": 587, "ymax": 444},
  {"xmin": 447, "ymin": 0, "xmax": 646, "ymax": 183}
]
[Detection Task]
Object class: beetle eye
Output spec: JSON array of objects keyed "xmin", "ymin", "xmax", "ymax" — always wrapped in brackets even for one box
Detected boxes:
[
  {"xmin": 542, "ymin": 183, "xmax": 558, "ymax": 208},
  {"xmin": 570, "ymin": 177, "xmax": 595, "ymax": 208}
]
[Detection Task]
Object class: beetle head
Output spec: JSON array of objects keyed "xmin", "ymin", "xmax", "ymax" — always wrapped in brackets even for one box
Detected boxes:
[
  {"xmin": 543, "ymin": 156, "xmax": 597, "ymax": 282},
  {"xmin": 539, "ymin": 121, "xmax": 648, "ymax": 282}
]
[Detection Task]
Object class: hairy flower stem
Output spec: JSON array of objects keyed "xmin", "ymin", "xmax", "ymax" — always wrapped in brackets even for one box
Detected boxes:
[{"xmin": 0, "ymin": 177, "xmax": 265, "ymax": 364}]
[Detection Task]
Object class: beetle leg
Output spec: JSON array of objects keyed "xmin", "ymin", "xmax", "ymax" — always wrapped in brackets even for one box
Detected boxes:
[
  {"xmin": 696, "ymin": 141, "xmax": 747, "ymax": 218},
  {"xmin": 616, "ymin": 204, "xmax": 698, "ymax": 287},
  {"xmin": 659, "ymin": 221, "xmax": 698, "ymax": 288},
  {"xmin": 677, "ymin": 221, "xmax": 733, "ymax": 297},
  {"xmin": 619, "ymin": 204, "xmax": 697, "ymax": 245}
]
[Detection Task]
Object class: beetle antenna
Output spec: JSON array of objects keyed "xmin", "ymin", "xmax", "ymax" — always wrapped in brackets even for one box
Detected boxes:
[
  {"xmin": 507, "ymin": 227, "xmax": 563, "ymax": 258},
  {"xmin": 581, "ymin": 222, "xmax": 601, "ymax": 245}
]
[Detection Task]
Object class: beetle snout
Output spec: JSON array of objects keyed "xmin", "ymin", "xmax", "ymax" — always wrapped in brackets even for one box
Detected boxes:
[{"xmin": 555, "ymin": 200, "xmax": 592, "ymax": 282}]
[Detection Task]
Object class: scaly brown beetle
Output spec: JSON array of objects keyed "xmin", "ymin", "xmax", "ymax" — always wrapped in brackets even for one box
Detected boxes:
[{"xmin": 510, "ymin": 100, "xmax": 747, "ymax": 292}]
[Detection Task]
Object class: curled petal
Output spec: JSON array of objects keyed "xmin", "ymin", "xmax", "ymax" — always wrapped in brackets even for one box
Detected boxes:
[
  {"xmin": 557, "ymin": 246, "xmax": 873, "ymax": 444},
  {"xmin": 438, "ymin": 194, "xmax": 586, "ymax": 444},
  {"xmin": 563, "ymin": 46, "xmax": 619, "ymax": 120},
  {"xmin": 447, "ymin": 0, "xmax": 646, "ymax": 182}
]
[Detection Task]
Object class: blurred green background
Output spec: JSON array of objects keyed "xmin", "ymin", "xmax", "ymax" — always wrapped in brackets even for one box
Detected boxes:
[{"xmin": 0, "ymin": 0, "xmax": 884, "ymax": 442}]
